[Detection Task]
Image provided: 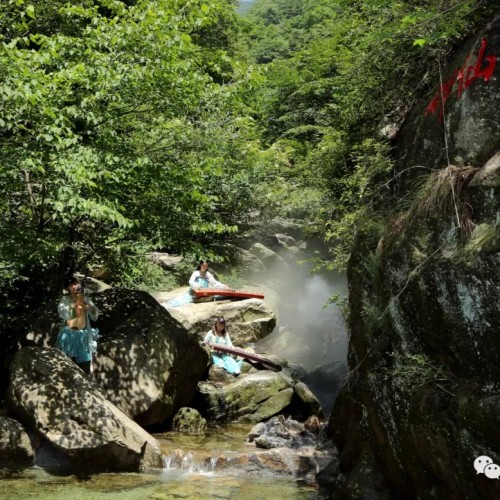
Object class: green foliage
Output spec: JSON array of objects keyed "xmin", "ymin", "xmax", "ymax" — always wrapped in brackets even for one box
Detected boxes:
[
  {"xmin": 0, "ymin": 0, "xmax": 262, "ymax": 289},
  {"xmin": 242, "ymin": 0, "xmax": 496, "ymax": 272},
  {"xmin": 0, "ymin": 0, "xmax": 496, "ymax": 304},
  {"xmin": 321, "ymin": 140, "xmax": 394, "ymax": 271},
  {"xmin": 109, "ymin": 255, "xmax": 177, "ymax": 292}
]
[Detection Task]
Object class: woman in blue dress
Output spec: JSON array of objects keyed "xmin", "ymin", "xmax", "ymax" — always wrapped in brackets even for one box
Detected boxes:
[
  {"xmin": 167, "ymin": 260, "xmax": 228, "ymax": 307},
  {"xmin": 203, "ymin": 316, "xmax": 241, "ymax": 375},
  {"xmin": 56, "ymin": 276, "xmax": 99, "ymax": 374}
]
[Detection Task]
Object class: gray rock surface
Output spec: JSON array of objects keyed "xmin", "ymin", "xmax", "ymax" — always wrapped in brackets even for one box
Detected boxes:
[
  {"xmin": 172, "ymin": 407, "xmax": 207, "ymax": 434},
  {"xmin": 157, "ymin": 293, "xmax": 277, "ymax": 346},
  {"xmin": 0, "ymin": 415, "xmax": 34, "ymax": 466},
  {"xmin": 249, "ymin": 243, "xmax": 288, "ymax": 270},
  {"xmin": 249, "ymin": 415, "xmax": 318, "ymax": 449},
  {"xmin": 196, "ymin": 370, "xmax": 323, "ymax": 425},
  {"xmin": 7, "ymin": 347, "xmax": 163, "ymax": 472},
  {"xmin": 196, "ymin": 371, "xmax": 294, "ymax": 423},
  {"xmin": 396, "ymin": 17, "xmax": 500, "ymax": 178}
]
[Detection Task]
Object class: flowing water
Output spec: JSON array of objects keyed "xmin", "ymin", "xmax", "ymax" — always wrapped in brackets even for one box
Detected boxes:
[{"xmin": 0, "ymin": 424, "xmax": 328, "ymax": 499}]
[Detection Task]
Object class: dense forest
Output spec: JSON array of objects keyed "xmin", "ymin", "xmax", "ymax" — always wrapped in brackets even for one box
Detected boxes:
[{"xmin": 0, "ymin": 0, "xmax": 497, "ymax": 327}]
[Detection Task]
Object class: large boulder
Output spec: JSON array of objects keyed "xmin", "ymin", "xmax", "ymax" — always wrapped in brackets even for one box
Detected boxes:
[
  {"xmin": 92, "ymin": 289, "xmax": 209, "ymax": 426},
  {"xmin": 157, "ymin": 294, "xmax": 277, "ymax": 346},
  {"xmin": 329, "ymin": 18, "xmax": 500, "ymax": 499},
  {"xmin": 25, "ymin": 289, "xmax": 209, "ymax": 427},
  {"xmin": 396, "ymin": 17, "xmax": 500, "ymax": 179},
  {"xmin": 249, "ymin": 243, "xmax": 288, "ymax": 271},
  {"xmin": 6, "ymin": 347, "xmax": 163, "ymax": 472},
  {"xmin": 0, "ymin": 415, "xmax": 34, "ymax": 466},
  {"xmin": 195, "ymin": 370, "xmax": 322, "ymax": 424}
]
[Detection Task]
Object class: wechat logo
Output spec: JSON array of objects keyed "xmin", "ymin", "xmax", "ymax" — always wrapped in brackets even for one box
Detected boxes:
[{"xmin": 474, "ymin": 456, "xmax": 500, "ymax": 479}]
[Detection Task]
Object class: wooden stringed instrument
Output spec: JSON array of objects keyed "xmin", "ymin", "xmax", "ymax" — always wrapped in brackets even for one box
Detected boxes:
[
  {"xmin": 206, "ymin": 341, "xmax": 281, "ymax": 371},
  {"xmin": 194, "ymin": 288, "xmax": 265, "ymax": 300},
  {"xmin": 67, "ymin": 286, "xmax": 87, "ymax": 330}
]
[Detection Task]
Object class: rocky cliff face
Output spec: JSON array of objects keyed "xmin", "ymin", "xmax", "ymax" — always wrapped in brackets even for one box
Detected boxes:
[{"xmin": 329, "ymin": 17, "xmax": 500, "ymax": 499}]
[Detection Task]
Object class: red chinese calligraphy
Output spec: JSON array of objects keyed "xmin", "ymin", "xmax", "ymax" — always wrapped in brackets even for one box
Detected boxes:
[{"xmin": 425, "ymin": 38, "xmax": 497, "ymax": 120}]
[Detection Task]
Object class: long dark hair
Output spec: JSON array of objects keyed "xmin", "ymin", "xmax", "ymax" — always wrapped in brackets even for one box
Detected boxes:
[
  {"xmin": 63, "ymin": 276, "xmax": 78, "ymax": 290},
  {"xmin": 197, "ymin": 259, "xmax": 209, "ymax": 271},
  {"xmin": 213, "ymin": 316, "xmax": 226, "ymax": 336}
]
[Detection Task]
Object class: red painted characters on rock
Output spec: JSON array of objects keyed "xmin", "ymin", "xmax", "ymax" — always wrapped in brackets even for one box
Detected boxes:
[{"xmin": 425, "ymin": 38, "xmax": 497, "ymax": 120}]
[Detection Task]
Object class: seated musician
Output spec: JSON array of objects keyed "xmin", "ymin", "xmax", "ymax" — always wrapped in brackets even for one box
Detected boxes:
[
  {"xmin": 203, "ymin": 316, "xmax": 241, "ymax": 376},
  {"xmin": 189, "ymin": 260, "xmax": 229, "ymax": 302},
  {"xmin": 56, "ymin": 276, "xmax": 100, "ymax": 375}
]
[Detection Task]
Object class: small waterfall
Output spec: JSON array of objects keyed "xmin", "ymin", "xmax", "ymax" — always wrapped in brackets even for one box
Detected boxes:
[{"xmin": 162, "ymin": 450, "xmax": 222, "ymax": 474}]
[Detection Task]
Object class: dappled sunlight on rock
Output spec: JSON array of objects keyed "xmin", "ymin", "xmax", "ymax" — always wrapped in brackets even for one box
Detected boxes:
[
  {"xmin": 90, "ymin": 289, "xmax": 209, "ymax": 426},
  {"xmin": 7, "ymin": 347, "xmax": 163, "ymax": 472},
  {"xmin": 195, "ymin": 370, "xmax": 322, "ymax": 424},
  {"xmin": 0, "ymin": 415, "xmax": 34, "ymax": 466}
]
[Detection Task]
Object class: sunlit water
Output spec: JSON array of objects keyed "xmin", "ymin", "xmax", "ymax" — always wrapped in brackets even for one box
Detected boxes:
[
  {"xmin": 0, "ymin": 425, "xmax": 328, "ymax": 499},
  {"xmin": 0, "ymin": 468, "xmax": 324, "ymax": 500}
]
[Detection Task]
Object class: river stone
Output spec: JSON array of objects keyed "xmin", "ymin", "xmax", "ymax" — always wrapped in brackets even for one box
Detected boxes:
[
  {"xmin": 249, "ymin": 243, "xmax": 288, "ymax": 270},
  {"xmin": 0, "ymin": 415, "xmax": 34, "ymax": 466},
  {"xmin": 146, "ymin": 252, "xmax": 184, "ymax": 271},
  {"xmin": 160, "ymin": 296, "xmax": 276, "ymax": 346},
  {"xmin": 6, "ymin": 347, "xmax": 163, "ymax": 472},
  {"xmin": 248, "ymin": 415, "xmax": 318, "ymax": 450},
  {"xmin": 171, "ymin": 407, "xmax": 207, "ymax": 434},
  {"xmin": 91, "ymin": 289, "xmax": 209, "ymax": 426},
  {"xmin": 195, "ymin": 371, "xmax": 294, "ymax": 423}
]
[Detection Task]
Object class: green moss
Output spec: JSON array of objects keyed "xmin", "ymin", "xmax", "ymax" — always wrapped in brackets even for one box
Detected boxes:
[{"xmin": 464, "ymin": 223, "xmax": 500, "ymax": 254}]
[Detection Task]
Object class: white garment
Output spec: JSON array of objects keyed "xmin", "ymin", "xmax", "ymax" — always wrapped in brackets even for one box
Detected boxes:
[
  {"xmin": 58, "ymin": 294, "xmax": 99, "ymax": 326},
  {"xmin": 203, "ymin": 329, "xmax": 233, "ymax": 348},
  {"xmin": 189, "ymin": 270, "xmax": 225, "ymax": 289}
]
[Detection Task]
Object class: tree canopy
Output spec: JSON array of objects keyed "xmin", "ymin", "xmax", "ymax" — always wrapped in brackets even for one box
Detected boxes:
[
  {"xmin": 0, "ymin": 0, "xmax": 260, "ymax": 289},
  {"xmin": 0, "ymin": 0, "xmax": 496, "ymax": 310},
  {"xmin": 241, "ymin": 0, "xmax": 498, "ymax": 269}
]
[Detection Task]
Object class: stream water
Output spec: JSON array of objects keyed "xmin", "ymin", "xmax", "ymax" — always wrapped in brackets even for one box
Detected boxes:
[{"xmin": 0, "ymin": 424, "xmax": 329, "ymax": 499}]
